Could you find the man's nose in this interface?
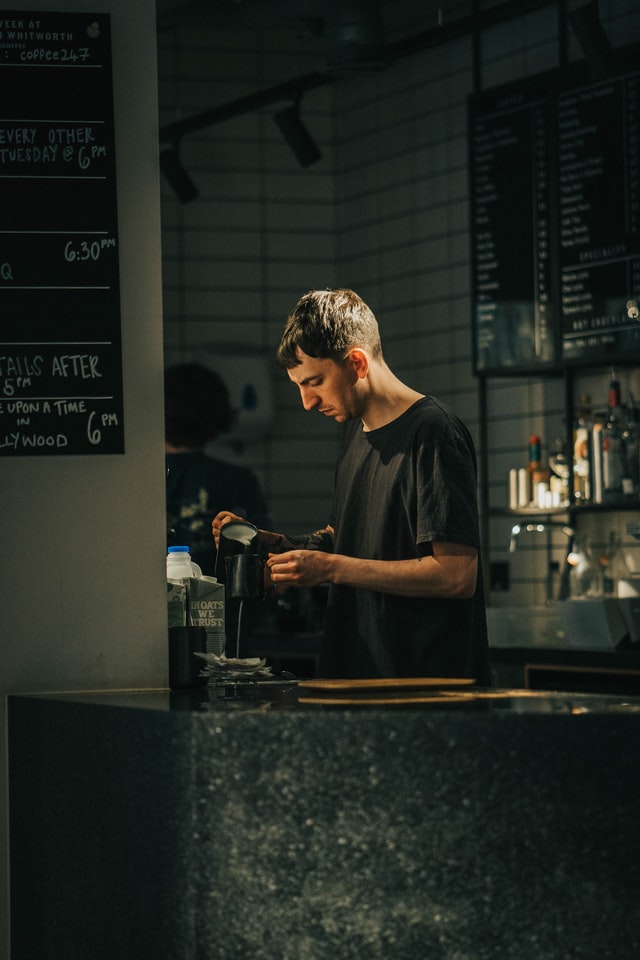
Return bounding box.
[300,387,320,411]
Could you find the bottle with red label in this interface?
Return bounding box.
[602,377,630,503]
[526,434,549,507]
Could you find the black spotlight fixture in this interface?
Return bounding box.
[159,144,199,203]
[568,2,615,80]
[273,96,322,168]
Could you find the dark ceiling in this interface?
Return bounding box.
[156,0,402,73]
[155,1,560,76]
[156,0,568,148]
[158,1,548,73]
[155,0,440,35]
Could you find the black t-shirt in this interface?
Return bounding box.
[322,397,491,684]
[166,450,270,577]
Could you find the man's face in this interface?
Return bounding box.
[286,348,364,423]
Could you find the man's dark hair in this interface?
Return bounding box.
[276,288,383,369]
[164,363,235,448]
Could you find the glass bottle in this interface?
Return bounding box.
[526,434,549,507]
[572,394,592,504]
[602,377,629,503]
[548,434,570,506]
[568,534,603,599]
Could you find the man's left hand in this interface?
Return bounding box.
[266,549,332,588]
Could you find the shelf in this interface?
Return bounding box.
[479,357,640,594]
[492,502,640,519]
[491,507,569,518]
[568,502,640,514]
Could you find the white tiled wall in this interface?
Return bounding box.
[157,0,640,610]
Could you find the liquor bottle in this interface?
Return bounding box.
[591,411,605,504]
[548,435,570,506]
[526,434,549,507]
[572,395,592,504]
[623,393,640,499]
[602,376,629,503]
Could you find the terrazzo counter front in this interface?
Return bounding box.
[8,685,640,960]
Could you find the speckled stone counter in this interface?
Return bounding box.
[8,686,640,960]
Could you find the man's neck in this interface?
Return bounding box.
[361,372,424,431]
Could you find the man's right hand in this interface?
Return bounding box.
[211,511,247,548]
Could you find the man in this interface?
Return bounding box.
[165,362,270,576]
[213,288,490,684]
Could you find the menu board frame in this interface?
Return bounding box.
[0,10,124,456]
[469,43,640,376]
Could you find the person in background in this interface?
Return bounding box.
[165,362,270,577]
[213,288,490,684]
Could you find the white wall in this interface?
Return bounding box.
[0,1,165,956]
[158,15,339,532]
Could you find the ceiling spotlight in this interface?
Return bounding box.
[273,98,322,168]
[325,0,387,74]
[568,3,615,80]
[159,145,199,203]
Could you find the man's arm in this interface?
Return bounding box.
[211,510,334,553]
[213,512,477,600]
[265,526,334,553]
[266,541,477,600]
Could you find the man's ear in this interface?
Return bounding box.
[346,348,369,379]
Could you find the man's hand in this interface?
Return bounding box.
[211,511,247,548]
[266,549,333,588]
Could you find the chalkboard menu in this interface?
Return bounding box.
[0,11,123,455]
[470,52,640,374]
[559,72,640,362]
[470,79,556,372]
